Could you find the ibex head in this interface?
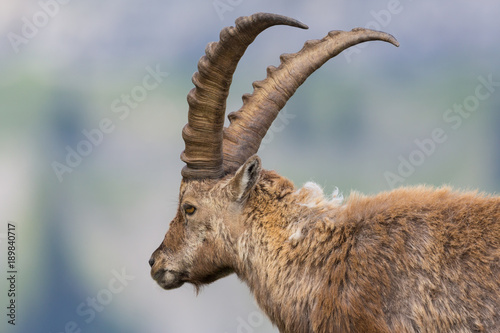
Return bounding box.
[149,13,398,291]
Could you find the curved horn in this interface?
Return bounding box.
[181,13,308,179]
[222,28,399,174]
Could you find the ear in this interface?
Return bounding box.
[226,155,262,202]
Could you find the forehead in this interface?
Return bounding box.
[179,178,226,201]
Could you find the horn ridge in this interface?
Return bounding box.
[222,28,399,174]
[181,13,308,179]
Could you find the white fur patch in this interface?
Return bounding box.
[288,219,308,242]
[296,182,344,208]
[288,182,344,243]
[304,181,324,196]
[288,227,303,240]
[330,187,344,206]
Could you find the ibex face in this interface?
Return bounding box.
[150,157,261,290]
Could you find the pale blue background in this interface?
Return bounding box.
[1,1,499,332]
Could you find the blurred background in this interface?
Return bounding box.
[1,1,499,332]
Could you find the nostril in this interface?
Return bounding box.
[149,257,155,267]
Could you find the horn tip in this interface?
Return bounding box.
[295,21,309,30]
[249,12,309,30]
[286,17,308,30]
[383,33,400,47]
[350,27,400,48]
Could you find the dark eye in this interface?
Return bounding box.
[184,204,196,216]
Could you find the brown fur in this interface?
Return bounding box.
[151,160,500,333]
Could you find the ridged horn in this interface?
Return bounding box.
[180,13,308,179]
[222,28,399,174]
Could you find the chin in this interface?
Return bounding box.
[152,269,186,290]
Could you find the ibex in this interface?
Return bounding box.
[149,13,500,333]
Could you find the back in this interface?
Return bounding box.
[322,186,500,332]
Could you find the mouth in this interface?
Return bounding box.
[151,268,186,290]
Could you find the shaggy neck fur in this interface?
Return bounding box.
[232,170,500,333]
[234,171,347,332]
